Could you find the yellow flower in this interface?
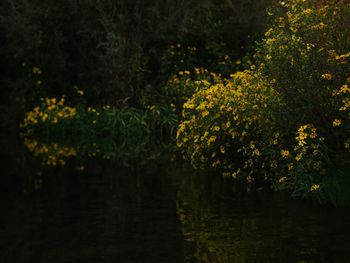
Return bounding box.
[295,153,302,161]
[345,141,350,149]
[281,150,290,158]
[321,73,332,80]
[333,119,342,127]
[279,177,287,183]
[32,67,42,75]
[253,149,260,156]
[208,136,217,144]
[288,163,294,171]
[246,175,253,183]
[310,184,320,191]
[230,168,240,179]
[77,89,84,96]
[220,146,225,154]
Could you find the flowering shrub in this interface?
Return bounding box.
[333,77,350,156]
[279,124,326,198]
[256,0,350,195]
[256,0,350,136]
[163,68,226,113]
[175,0,350,200]
[176,70,282,181]
[21,97,77,135]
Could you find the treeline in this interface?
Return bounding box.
[0,0,277,130]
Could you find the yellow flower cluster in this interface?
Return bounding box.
[333,78,350,152]
[253,0,349,194]
[321,73,332,81]
[74,85,84,96]
[281,150,290,158]
[177,70,281,178]
[218,54,233,65]
[21,97,77,133]
[310,184,320,192]
[175,69,329,193]
[32,67,42,75]
[333,119,342,127]
[164,67,226,111]
[172,0,350,199]
[31,66,43,87]
[293,124,323,173]
[161,43,197,68]
[167,44,197,55]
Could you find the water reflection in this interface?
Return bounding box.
[174,169,350,263]
[0,140,184,263]
[24,137,78,167]
[1,137,350,263]
[22,135,175,170]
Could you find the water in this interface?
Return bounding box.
[1,137,350,263]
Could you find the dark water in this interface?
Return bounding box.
[1,138,350,263]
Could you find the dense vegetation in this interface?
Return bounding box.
[0,0,275,128]
[175,0,350,201]
[1,0,349,204]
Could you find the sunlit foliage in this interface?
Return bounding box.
[175,0,350,200]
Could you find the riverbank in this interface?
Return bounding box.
[3,0,350,205]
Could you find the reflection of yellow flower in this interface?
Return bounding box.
[23,138,77,167]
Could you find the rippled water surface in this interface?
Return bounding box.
[1,138,350,263]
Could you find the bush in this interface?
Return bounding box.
[176,70,282,182]
[20,97,151,141]
[256,0,350,142]
[255,0,350,197]
[176,0,350,201]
